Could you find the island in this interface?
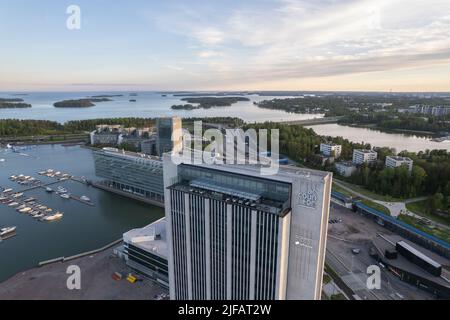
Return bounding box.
[171,104,199,110]
[171,97,250,110]
[89,94,123,98]
[0,102,32,109]
[0,98,25,102]
[0,98,31,109]
[53,98,112,108]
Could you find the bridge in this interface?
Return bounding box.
[278,116,344,126]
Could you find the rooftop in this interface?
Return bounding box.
[335,161,356,168]
[387,156,413,162]
[123,218,167,258]
[98,147,161,162]
[354,149,377,154]
[372,235,450,287]
[169,180,290,216]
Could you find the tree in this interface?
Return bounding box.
[428,193,444,214]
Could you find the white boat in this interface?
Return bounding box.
[12,193,23,198]
[60,193,70,199]
[0,226,16,237]
[45,208,53,212]
[0,159,5,162]
[80,196,91,202]
[43,212,63,222]
[3,188,13,193]
[19,207,32,213]
[34,214,44,219]
[8,202,19,207]
[46,187,53,193]
[9,175,17,180]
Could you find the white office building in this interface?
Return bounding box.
[352,149,378,165]
[163,154,332,300]
[385,156,413,172]
[122,218,169,288]
[320,143,342,158]
[335,161,357,177]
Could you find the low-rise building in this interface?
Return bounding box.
[123,218,169,288]
[385,156,413,172]
[353,149,378,165]
[90,125,123,146]
[335,161,357,177]
[320,142,342,158]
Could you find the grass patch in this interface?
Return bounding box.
[332,184,354,198]
[398,214,450,243]
[406,201,450,228]
[330,293,347,300]
[335,179,402,202]
[323,274,332,285]
[361,199,391,216]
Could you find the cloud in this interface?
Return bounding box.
[154,0,450,85]
[165,65,185,71]
[197,50,223,58]
[193,28,224,45]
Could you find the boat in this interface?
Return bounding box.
[57,186,68,193]
[8,202,19,207]
[19,207,32,213]
[38,171,46,175]
[3,188,13,193]
[34,214,44,219]
[12,193,23,198]
[24,197,36,203]
[60,193,70,199]
[46,187,53,193]
[0,159,5,162]
[43,212,63,222]
[80,196,91,202]
[9,175,17,181]
[45,208,53,212]
[0,226,16,237]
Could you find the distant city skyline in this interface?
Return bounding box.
[1,0,450,92]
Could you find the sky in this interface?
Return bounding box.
[1,0,450,92]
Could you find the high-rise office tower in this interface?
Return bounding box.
[156,117,182,156]
[163,154,332,300]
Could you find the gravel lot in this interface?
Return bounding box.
[0,247,168,300]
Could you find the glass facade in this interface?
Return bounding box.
[93,149,164,201]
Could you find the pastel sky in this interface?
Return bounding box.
[1,0,450,91]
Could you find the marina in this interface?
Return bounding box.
[0,144,164,283]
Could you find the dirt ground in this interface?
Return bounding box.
[0,247,168,300]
